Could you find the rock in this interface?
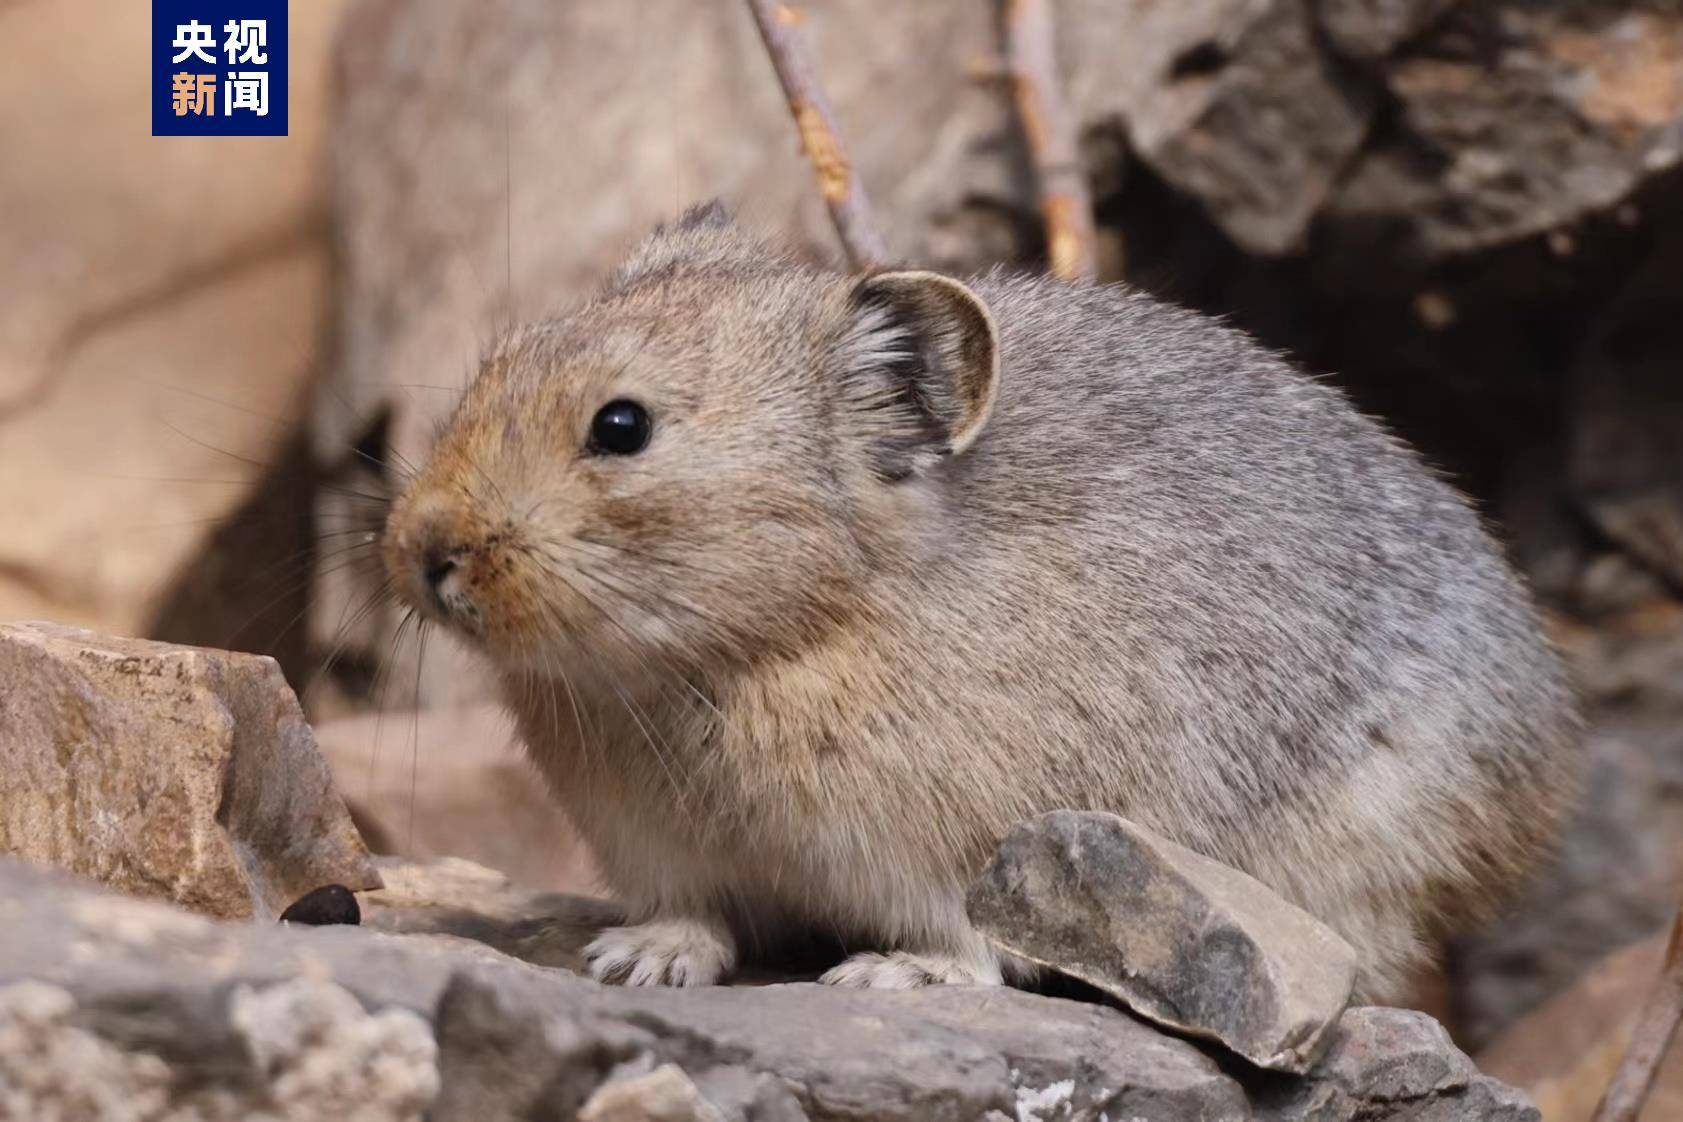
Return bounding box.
[229,978,440,1120]
[147,426,321,690]
[1479,929,1683,1122]
[0,857,1532,1121]
[1448,605,1683,1045]
[577,1065,734,1122]
[1066,0,1683,258]
[0,622,380,919]
[967,810,1356,1073]
[1329,5,1683,257]
[312,705,599,894]
[1568,226,1683,590]
[0,974,438,1122]
[1313,0,1460,58]
[358,856,622,975]
[1308,1006,1472,1100]
[1269,1007,1538,1121]
[0,0,353,643]
[434,969,1250,1122]
[1062,0,1377,255]
[0,981,173,1121]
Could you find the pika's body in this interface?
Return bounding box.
[387,210,1577,997]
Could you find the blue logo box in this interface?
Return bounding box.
[152,0,289,136]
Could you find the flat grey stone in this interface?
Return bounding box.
[0,858,1534,1121]
[968,810,1357,1072]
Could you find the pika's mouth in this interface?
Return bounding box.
[383,497,492,637]
[416,548,482,632]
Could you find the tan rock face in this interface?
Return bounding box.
[1479,929,1683,1122]
[0,0,352,638]
[0,622,379,919]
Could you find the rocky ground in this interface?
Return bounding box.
[0,857,1537,1122]
[0,623,1539,1121]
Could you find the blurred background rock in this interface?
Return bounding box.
[2,1,1679,1109]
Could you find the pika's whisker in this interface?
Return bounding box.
[409,619,430,850]
[518,545,710,823]
[368,606,420,808]
[536,538,739,636]
[216,542,387,654]
[605,675,696,826]
[571,533,745,584]
[302,576,396,711]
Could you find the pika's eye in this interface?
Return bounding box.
[587,399,652,456]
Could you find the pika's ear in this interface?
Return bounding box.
[612,200,756,288]
[838,270,1001,479]
[671,199,733,230]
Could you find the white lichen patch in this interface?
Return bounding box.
[1013,1076,1075,1122]
[0,980,173,1122]
[230,979,440,1122]
[0,976,442,1122]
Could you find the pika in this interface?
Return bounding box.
[384,205,1578,998]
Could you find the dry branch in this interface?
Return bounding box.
[745,0,886,270]
[1593,901,1683,1122]
[1002,0,1099,283]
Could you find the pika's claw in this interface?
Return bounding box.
[584,918,736,987]
[819,950,1001,990]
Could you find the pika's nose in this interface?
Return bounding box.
[423,549,459,596]
[427,548,461,592]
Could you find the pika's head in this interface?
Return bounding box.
[384,206,999,683]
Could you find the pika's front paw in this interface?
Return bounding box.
[819,950,1002,990]
[585,918,736,987]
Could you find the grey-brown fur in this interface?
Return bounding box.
[384,210,1579,998]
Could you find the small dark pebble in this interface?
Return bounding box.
[279,884,361,927]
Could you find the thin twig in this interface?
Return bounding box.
[744,0,886,270]
[1593,901,1683,1122]
[1001,0,1099,283]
